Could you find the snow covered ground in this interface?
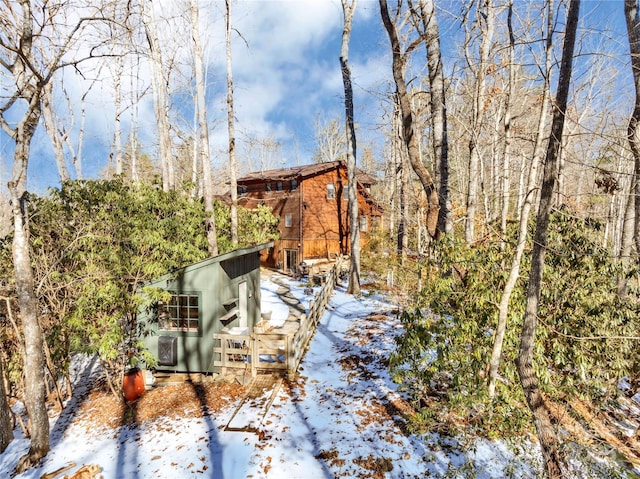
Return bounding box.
[0,274,542,478]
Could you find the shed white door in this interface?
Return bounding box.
[239,281,248,328]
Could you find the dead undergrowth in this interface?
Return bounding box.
[71,380,246,433]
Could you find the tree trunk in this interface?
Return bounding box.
[10,107,51,474]
[617,175,635,297]
[625,0,640,269]
[0,353,13,454]
[113,56,124,176]
[419,0,452,236]
[464,0,495,244]
[226,0,239,246]
[141,0,174,192]
[341,0,361,295]
[517,2,579,478]
[379,0,440,239]
[42,82,70,182]
[499,1,516,247]
[190,0,218,256]
[488,0,554,399]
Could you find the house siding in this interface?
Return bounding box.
[238,162,382,269]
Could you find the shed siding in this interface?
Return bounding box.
[138,246,267,374]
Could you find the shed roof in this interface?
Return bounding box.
[146,242,274,285]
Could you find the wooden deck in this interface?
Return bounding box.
[213,256,344,380]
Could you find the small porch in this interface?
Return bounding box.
[213,256,343,380]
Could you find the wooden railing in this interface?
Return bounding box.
[213,255,344,379]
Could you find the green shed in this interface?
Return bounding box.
[138,242,274,373]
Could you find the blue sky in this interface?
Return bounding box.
[0,0,634,194]
[1,0,390,193]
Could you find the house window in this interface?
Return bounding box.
[266,182,272,193]
[359,215,368,232]
[291,179,298,191]
[276,181,283,191]
[284,214,292,227]
[159,293,199,332]
[237,185,247,196]
[327,183,335,200]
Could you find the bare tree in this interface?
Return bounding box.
[226,0,238,246]
[189,0,218,256]
[340,0,361,295]
[141,0,175,191]
[0,1,115,471]
[488,0,554,399]
[463,0,496,244]
[0,353,12,454]
[190,0,218,256]
[418,0,452,236]
[313,117,346,163]
[517,1,580,477]
[379,0,440,238]
[625,0,640,274]
[498,0,516,245]
[42,82,70,182]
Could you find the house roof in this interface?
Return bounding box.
[237,160,376,185]
[237,161,342,182]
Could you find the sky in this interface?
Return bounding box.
[0,0,633,194]
[0,273,560,479]
[1,0,392,194]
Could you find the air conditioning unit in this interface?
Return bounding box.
[158,336,177,366]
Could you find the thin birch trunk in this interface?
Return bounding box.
[420,0,451,236]
[113,56,124,176]
[226,0,238,245]
[341,0,361,295]
[499,3,516,246]
[42,82,69,182]
[517,2,580,477]
[465,0,495,244]
[191,0,218,255]
[488,0,554,399]
[141,0,174,192]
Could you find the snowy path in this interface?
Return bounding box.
[1,277,539,479]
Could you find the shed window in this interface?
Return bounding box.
[291,179,298,191]
[285,213,292,227]
[327,183,335,200]
[159,293,199,332]
[276,181,283,191]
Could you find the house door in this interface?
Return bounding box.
[284,249,298,273]
[238,281,247,328]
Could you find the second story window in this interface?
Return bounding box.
[237,185,247,196]
[266,182,272,193]
[359,215,368,232]
[327,183,335,200]
[276,181,283,192]
[291,179,298,191]
[285,213,292,227]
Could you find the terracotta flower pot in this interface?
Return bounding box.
[123,368,145,402]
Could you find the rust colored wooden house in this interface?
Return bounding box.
[237,161,383,271]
